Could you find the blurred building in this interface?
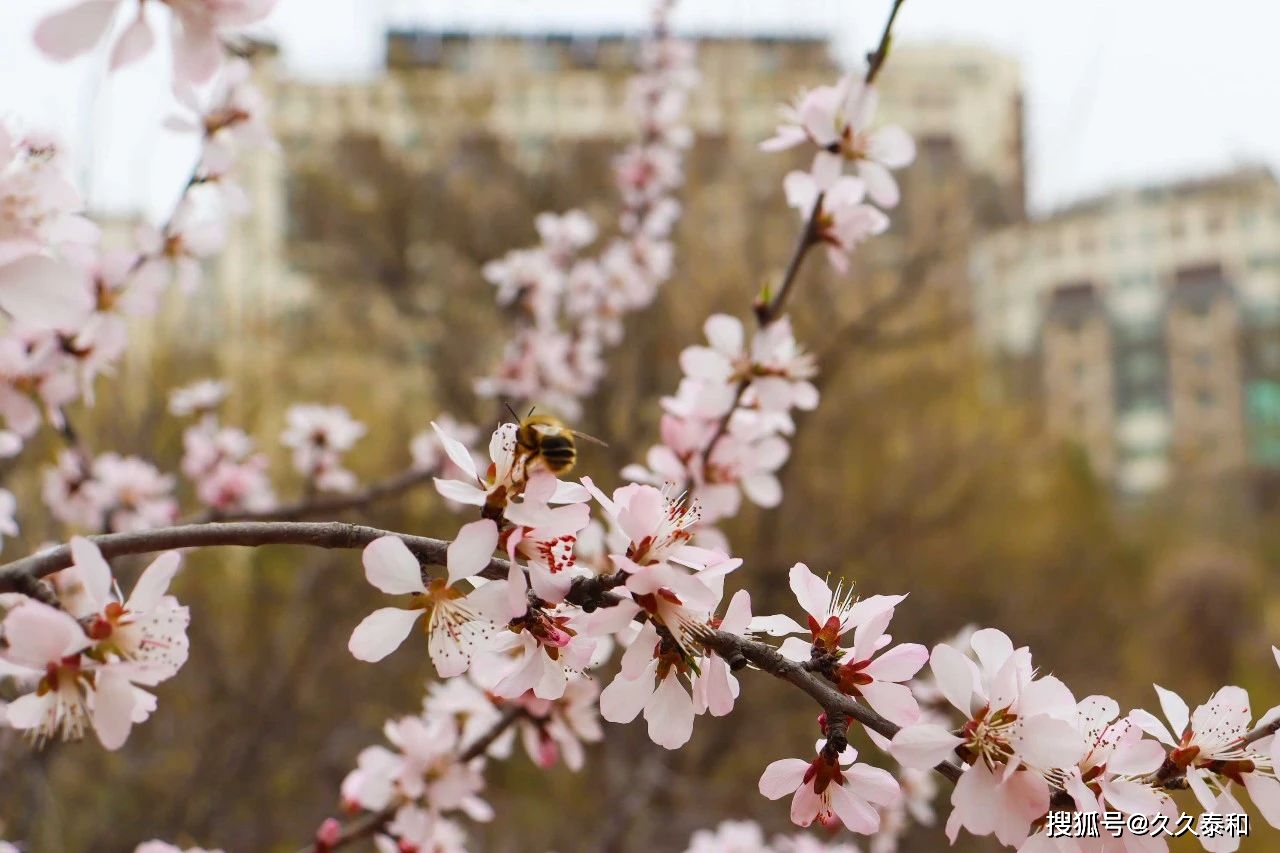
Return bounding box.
[266,33,1022,201]
[970,168,1280,493]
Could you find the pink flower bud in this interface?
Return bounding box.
[314,817,341,850]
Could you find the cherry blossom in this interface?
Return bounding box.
[1,599,158,749]
[762,75,916,208]
[1,599,93,744]
[1131,684,1280,843]
[581,479,734,600]
[599,621,697,749]
[890,628,1088,847]
[171,58,275,186]
[753,562,906,658]
[504,676,604,770]
[759,741,901,833]
[347,535,507,674]
[683,820,770,853]
[55,537,189,681]
[134,842,224,853]
[784,170,889,274]
[168,379,229,417]
[133,200,227,295]
[280,403,366,493]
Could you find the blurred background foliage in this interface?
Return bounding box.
[2,51,1279,853]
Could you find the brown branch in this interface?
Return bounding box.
[184,467,436,523]
[0,522,457,591]
[0,520,627,613]
[699,628,963,784]
[865,0,907,85]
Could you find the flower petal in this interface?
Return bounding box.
[758,757,809,799]
[0,256,92,328]
[645,671,694,749]
[92,667,137,750]
[787,562,830,622]
[446,519,498,586]
[126,551,181,613]
[34,0,120,61]
[362,536,426,595]
[348,607,422,662]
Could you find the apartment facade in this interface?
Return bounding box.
[970,168,1280,492]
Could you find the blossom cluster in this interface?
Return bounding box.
[333,672,603,852]
[0,539,188,750]
[43,449,178,533]
[763,73,915,272]
[172,379,277,514]
[279,403,367,494]
[474,2,697,418]
[622,313,818,538]
[885,631,1280,851]
[0,8,276,472]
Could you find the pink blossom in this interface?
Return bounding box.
[1131,684,1280,837]
[133,197,226,297]
[599,621,697,749]
[683,820,770,853]
[171,58,275,181]
[889,629,1088,847]
[762,75,915,207]
[134,843,224,853]
[1,600,92,744]
[759,742,901,833]
[168,378,229,417]
[280,403,365,493]
[55,537,189,681]
[91,453,179,532]
[784,170,889,273]
[501,491,591,608]
[1,599,154,749]
[753,563,906,656]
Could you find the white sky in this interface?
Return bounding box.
[1,0,1278,219]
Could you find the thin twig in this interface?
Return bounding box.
[699,629,963,784]
[865,0,907,85]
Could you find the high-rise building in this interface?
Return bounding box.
[970,168,1280,493]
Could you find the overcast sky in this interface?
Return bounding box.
[2,0,1278,220]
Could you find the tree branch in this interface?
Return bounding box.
[865,0,907,85]
[699,628,963,784]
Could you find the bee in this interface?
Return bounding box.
[511,408,607,476]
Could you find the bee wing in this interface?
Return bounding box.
[570,430,609,448]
